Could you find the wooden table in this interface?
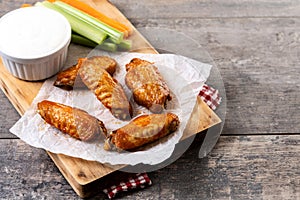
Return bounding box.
[1,0,299,199]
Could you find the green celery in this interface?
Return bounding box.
[117,39,132,51]
[97,41,118,52]
[107,37,132,51]
[36,1,107,44]
[71,33,117,52]
[71,33,97,48]
[54,1,124,44]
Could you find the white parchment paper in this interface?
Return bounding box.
[10,52,211,165]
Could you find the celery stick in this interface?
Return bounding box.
[71,33,117,52]
[71,33,97,48]
[97,42,118,52]
[36,1,107,44]
[117,39,132,51]
[54,1,124,44]
[107,37,132,51]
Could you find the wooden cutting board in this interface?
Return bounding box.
[0,0,221,198]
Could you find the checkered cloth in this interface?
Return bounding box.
[199,84,222,110]
[103,173,152,199]
[103,84,221,199]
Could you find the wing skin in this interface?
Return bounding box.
[54,56,117,90]
[87,56,117,75]
[125,58,172,113]
[37,100,107,141]
[53,58,86,90]
[104,112,180,151]
[79,60,133,120]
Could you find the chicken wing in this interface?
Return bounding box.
[79,60,133,120]
[125,58,172,113]
[104,112,180,151]
[87,56,117,75]
[54,56,117,90]
[53,58,85,90]
[37,100,107,141]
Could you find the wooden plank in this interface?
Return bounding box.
[0,139,90,199]
[0,59,43,115]
[150,135,300,200]
[1,135,299,199]
[177,18,300,135]
[0,90,19,138]
[2,0,300,18]
[129,17,300,134]
[0,0,221,198]
[110,0,300,19]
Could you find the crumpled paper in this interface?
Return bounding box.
[10,52,211,165]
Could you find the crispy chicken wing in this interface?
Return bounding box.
[104,112,179,151]
[125,58,172,113]
[53,58,85,90]
[37,100,107,141]
[54,56,117,90]
[79,60,133,120]
[87,56,117,75]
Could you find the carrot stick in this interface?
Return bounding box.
[53,0,131,37]
[21,4,32,8]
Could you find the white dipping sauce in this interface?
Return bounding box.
[0,7,71,59]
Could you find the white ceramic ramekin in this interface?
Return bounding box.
[0,7,71,81]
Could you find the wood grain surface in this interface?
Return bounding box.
[0,0,299,199]
[0,135,299,199]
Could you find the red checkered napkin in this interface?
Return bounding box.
[199,84,222,110]
[102,84,221,199]
[103,173,152,199]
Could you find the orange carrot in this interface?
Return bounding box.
[21,3,32,8]
[52,0,131,37]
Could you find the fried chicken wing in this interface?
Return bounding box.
[37,100,107,141]
[125,58,172,113]
[53,58,86,90]
[54,56,117,90]
[79,60,133,120]
[104,112,179,151]
[87,56,117,75]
